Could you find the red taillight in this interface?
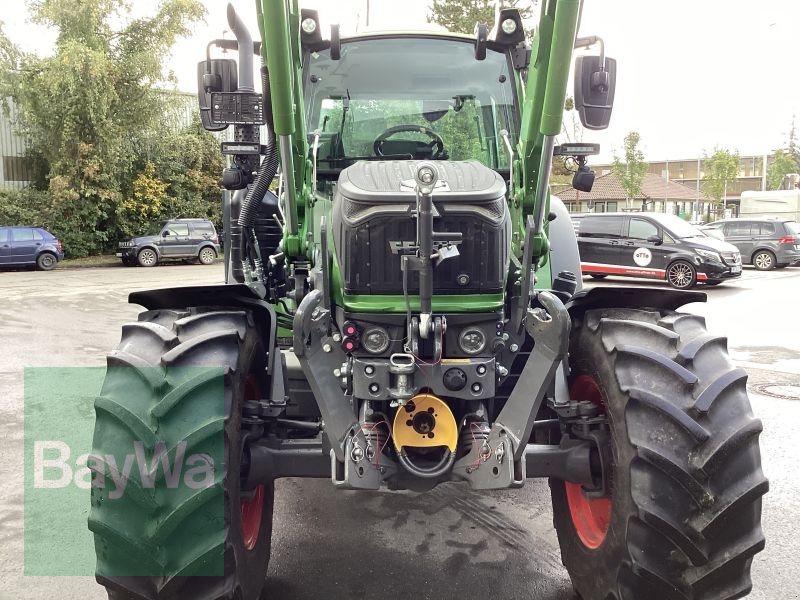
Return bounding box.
[57,240,62,251]
[212,236,219,244]
[778,236,797,244]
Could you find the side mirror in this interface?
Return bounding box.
[197,58,238,132]
[574,55,617,130]
[646,234,662,245]
[162,230,170,237]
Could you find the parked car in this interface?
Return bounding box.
[572,212,742,289]
[117,218,221,267]
[0,226,64,271]
[703,218,800,270]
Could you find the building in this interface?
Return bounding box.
[592,154,774,218]
[1,91,199,191]
[555,171,708,217]
[0,100,31,190]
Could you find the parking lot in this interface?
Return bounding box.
[1,263,798,599]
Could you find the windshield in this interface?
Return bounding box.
[304,37,517,172]
[657,214,705,239]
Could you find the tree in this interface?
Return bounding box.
[703,148,740,216]
[612,131,647,209]
[767,150,798,190]
[1,0,205,256]
[428,0,533,35]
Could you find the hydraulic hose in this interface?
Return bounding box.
[238,65,278,230]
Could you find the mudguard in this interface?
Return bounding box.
[566,286,706,318]
[548,195,583,291]
[129,284,277,373]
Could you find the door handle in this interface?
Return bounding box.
[624,241,635,246]
[608,240,620,245]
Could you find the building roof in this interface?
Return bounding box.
[555,171,707,203]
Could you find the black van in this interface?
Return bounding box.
[572,212,742,289]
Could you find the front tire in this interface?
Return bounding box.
[137,248,158,267]
[666,260,697,289]
[91,309,274,600]
[552,307,767,599]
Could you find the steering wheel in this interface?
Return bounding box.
[373,124,446,159]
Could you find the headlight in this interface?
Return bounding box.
[458,328,487,355]
[695,248,721,262]
[501,18,518,35]
[301,17,317,34]
[362,326,390,355]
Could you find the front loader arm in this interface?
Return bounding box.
[258,0,311,258]
[516,0,582,261]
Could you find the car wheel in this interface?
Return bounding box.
[666,260,697,289]
[589,274,608,280]
[199,246,217,265]
[36,252,57,271]
[753,250,776,271]
[137,248,158,267]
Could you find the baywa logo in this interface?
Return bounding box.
[34,440,216,499]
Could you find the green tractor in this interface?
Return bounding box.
[89,1,767,598]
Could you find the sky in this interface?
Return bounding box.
[4,0,800,163]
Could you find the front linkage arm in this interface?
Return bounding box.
[453,291,571,489]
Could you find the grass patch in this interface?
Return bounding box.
[61,254,121,269]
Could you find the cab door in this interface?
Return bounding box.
[620,216,669,277]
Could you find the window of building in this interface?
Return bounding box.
[2,156,34,182]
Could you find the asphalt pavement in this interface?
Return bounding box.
[0,263,798,599]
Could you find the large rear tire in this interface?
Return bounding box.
[91,309,274,600]
[552,307,767,599]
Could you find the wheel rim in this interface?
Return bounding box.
[565,374,612,550]
[667,262,693,288]
[40,254,54,268]
[139,250,156,266]
[755,253,772,269]
[201,248,215,263]
[240,374,263,551]
[240,484,264,551]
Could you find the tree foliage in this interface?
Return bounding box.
[428,0,533,35]
[0,0,211,257]
[702,148,740,207]
[767,150,798,190]
[612,131,647,206]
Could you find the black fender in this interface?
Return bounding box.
[129,284,277,372]
[565,286,706,319]
[548,195,583,292]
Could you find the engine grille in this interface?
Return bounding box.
[721,251,741,266]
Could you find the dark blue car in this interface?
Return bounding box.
[0,226,64,270]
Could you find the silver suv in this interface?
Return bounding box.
[117,218,221,267]
[705,218,800,270]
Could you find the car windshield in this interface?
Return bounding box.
[304,37,517,172]
[656,214,706,239]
